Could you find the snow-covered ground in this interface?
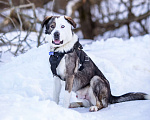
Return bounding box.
[0,34,150,120]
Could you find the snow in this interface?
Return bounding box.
[0,33,150,120]
[0,31,45,61]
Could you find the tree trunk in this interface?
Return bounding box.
[53,0,69,14]
[78,0,94,39]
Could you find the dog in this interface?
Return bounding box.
[42,16,150,112]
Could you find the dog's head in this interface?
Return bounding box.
[42,16,76,47]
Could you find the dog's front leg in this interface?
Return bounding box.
[63,75,74,108]
[53,76,62,104]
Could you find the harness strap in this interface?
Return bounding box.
[49,40,88,79]
[49,52,64,78]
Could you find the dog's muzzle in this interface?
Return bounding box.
[54,31,60,40]
[52,32,63,45]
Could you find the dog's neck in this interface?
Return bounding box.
[50,34,78,53]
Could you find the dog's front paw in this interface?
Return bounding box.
[63,91,72,108]
[89,106,98,112]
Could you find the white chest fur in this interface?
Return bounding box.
[56,55,66,79]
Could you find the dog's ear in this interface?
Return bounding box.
[64,16,76,28]
[42,16,53,28]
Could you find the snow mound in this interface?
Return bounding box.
[0,34,150,120]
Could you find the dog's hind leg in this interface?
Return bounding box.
[69,99,91,108]
[69,86,91,108]
[89,76,109,112]
[69,102,83,108]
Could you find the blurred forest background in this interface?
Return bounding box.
[0,0,150,58]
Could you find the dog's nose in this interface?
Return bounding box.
[54,32,60,40]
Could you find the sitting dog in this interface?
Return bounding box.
[42,16,150,112]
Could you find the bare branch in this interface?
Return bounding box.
[95,10,150,34]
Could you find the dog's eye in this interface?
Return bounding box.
[50,25,55,29]
[61,25,65,28]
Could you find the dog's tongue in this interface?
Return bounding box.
[54,40,61,44]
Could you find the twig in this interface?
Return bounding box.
[16,9,23,31]
[37,4,48,47]
[0,1,9,5]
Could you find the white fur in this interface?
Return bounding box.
[89,106,98,112]
[53,76,62,104]
[63,91,72,108]
[76,86,89,99]
[81,99,91,107]
[144,94,150,100]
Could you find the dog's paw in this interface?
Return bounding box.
[69,102,81,108]
[89,106,98,112]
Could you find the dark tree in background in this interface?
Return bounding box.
[53,0,150,39]
[78,0,95,39]
[1,0,150,39]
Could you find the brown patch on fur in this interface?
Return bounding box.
[65,75,74,93]
[64,16,76,28]
[69,102,83,108]
[42,16,53,28]
[42,16,60,28]
[65,52,78,92]
[96,98,103,110]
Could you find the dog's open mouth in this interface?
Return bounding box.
[52,40,63,45]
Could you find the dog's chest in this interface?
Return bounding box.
[56,56,66,79]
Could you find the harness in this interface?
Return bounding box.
[49,40,89,79]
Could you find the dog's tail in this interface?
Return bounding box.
[110,92,150,104]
